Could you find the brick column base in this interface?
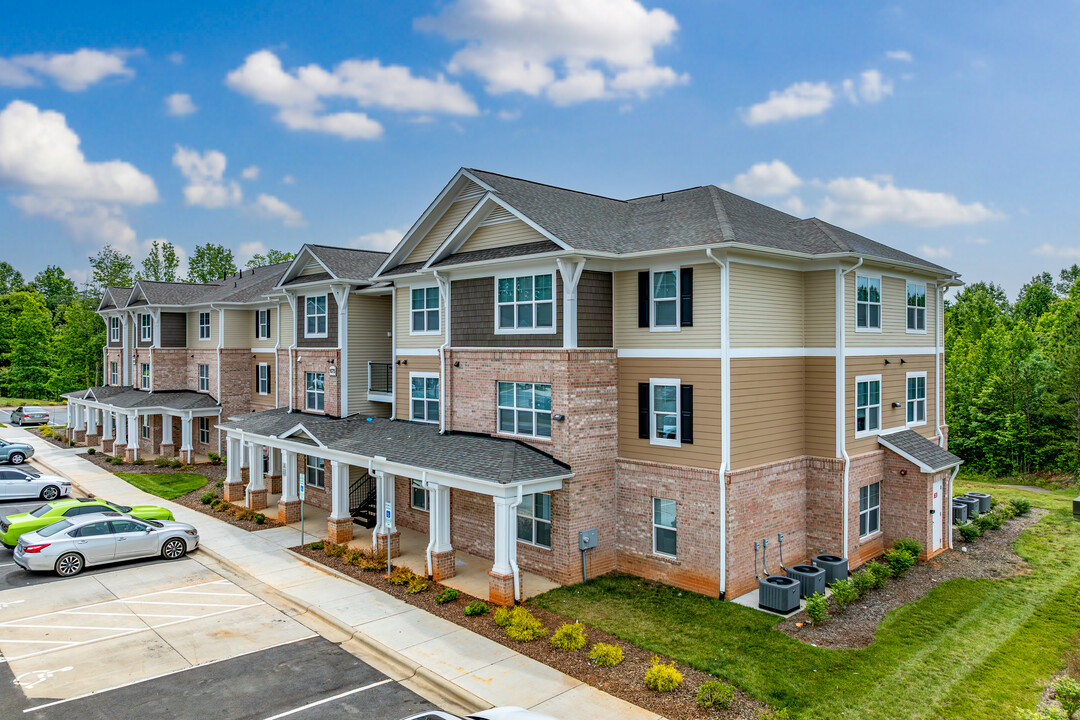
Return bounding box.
[101,439,115,454]
[111,443,125,458]
[85,433,101,449]
[124,446,137,462]
[431,549,456,581]
[73,430,86,443]
[327,517,354,544]
[158,443,176,458]
[224,482,246,503]
[278,499,301,524]
[267,475,282,494]
[376,530,401,559]
[488,570,524,606]
[246,488,267,511]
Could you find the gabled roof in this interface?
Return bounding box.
[98,286,132,311]
[277,244,388,288]
[113,262,293,310]
[878,430,963,473]
[64,387,221,411]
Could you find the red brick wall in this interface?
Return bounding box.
[847,450,886,568]
[806,457,845,556]
[292,349,341,417]
[296,453,332,512]
[104,349,124,385]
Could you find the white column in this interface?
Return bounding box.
[161,414,173,445]
[87,407,98,435]
[126,413,140,460]
[431,483,452,553]
[102,411,114,441]
[556,258,585,350]
[492,496,517,577]
[70,403,80,432]
[281,449,298,503]
[225,435,242,484]
[267,447,280,476]
[115,411,127,446]
[330,460,349,520]
[247,442,265,494]
[180,414,193,462]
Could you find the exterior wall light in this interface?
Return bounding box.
[552,414,565,421]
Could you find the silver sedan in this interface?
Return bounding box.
[10,406,50,426]
[13,512,199,577]
[0,467,71,501]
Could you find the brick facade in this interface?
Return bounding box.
[292,349,342,417]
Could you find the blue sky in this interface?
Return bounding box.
[1,1,1078,296]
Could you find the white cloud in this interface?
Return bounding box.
[886,50,913,62]
[967,236,989,245]
[12,195,137,251]
[165,92,197,116]
[741,81,834,125]
[781,196,805,215]
[253,193,304,227]
[172,146,242,209]
[1033,244,1080,259]
[727,160,802,197]
[238,241,268,264]
[282,174,296,185]
[819,175,1004,227]
[417,0,689,105]
[350,226,407,252]
[497,109,521,121]
[225,49,478,140]
[241,165,260,180]
[918,244,952,259]
[856,69,893,103]
[0,49,135,91]
[168,53,184,65]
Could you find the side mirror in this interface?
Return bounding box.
[145,526,154,532]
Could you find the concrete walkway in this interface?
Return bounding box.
[1,426,663,720]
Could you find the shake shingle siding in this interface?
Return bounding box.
[451,276,564,348]
[159,313,187,348]
[577,270,613,348]
[295,293,339,349]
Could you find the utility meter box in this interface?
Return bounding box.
[578,529,598,551]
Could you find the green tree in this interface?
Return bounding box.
[1039,283,1080,464]
[49,298,105,395]
[0,261,25,294]
[1056,264,1080,296]
[245,249,296,269]
[187,243,236,283]
[32,266,77,314]
[88,245,135,294]
[2,292,53,398]
[138,240,182,282]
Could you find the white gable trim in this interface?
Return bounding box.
[277,245,336,287]
[877,431,961,473]
[276,423,327,448]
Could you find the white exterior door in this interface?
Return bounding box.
[932,479,943,551]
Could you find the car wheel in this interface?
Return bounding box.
[40,486,60,501]
[9,453,25,465]
[55,553,84,577]
[15,418,21,426]
[161,538,187,560]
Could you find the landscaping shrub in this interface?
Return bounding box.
[643,657,683,693]
[407,577,429,594]
[696,679,736,710]
[39,426,52,438]
[308,541,323,550]
[359,551,389,572]
[324,542,347,559]
[893,537,922,557]
[389,566,419,586]
[805,592,828,625]
[864,560,892,590]
[132,458,145,465]
[87,447,95,455]
[884,548,917,577]
[988,510,1009,530]
[958,522,982,543]
[215,480,224,489]
[254,513,266,525]
[550,622,587,651]
[830,578,858,612]
[851,569,875,598]
[1016,709,1069,720]
[342,550,364,566]
[503,606,548,642]
[1053,676,1080,717]
[200,492,215,504]
[493,606,513,627]
[974,513,996,533]
[208,452,221,465]
[1010,497,1032,515]
[463,600,489,616]
[589,642,624,667]
[154,457,170,467]
[759,708,793,720]
[435,587,459,604]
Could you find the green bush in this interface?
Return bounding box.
[550,622,587,651]
[463,600,489,616]
[958,522,982,543]
[892,537,922,557]
[504,606,548,642]
[1053,676,1080,717]
[359,551,389,572]
[988,510,1008,530]
[132,458,145,466]
[153,456,170,467]
[589,642,624,667]
[86,447,95,455]
[435,587,459,604]
[493,606,513,627]
[805,592,829,624]
[865,560,892,590]
[696,679,736,709]
[974,513,996,533]
[343,550,364,566]
[208,452,221,465]
[643,657,683,692]
[324,542,347,559]
[759,708,794,720]
[254,513,266,525]
[215,480,224,489]
[308,541,323,550]
[389,566,418,585]
[830,577,858,612]
[407,577,429,594]
[851,569,875,598]
[200,492,215,504]
[884,548,917,577]
[1010,497,1032,515]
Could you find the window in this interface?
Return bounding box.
[198,311,211,340]
[257,363,270,395]
[141,414,150,439]
[859,482,881,537]
[110,519,147,534]
[110,362,118,385]
[141,363,150,389]
[305,456,325,488]
[855,376,881,437]
[109,317,120,342]
[140,313,153,342]
[907,372,927,426]
[856,275,881,330]
[497,382,551,438]
[496,273,554,332]
[256,309,271,339]
[651,379,679,447]
[198,417,210,444]
[305,295,327,337]
[907,283,926,332]
[411,287,440,333]
[410,374,439,423]
[410,479,428,511]
[653,497,677,557]
[305,372,325,411]
[517,493,551,548]
[651,269,678,329]
[198,364,209,392]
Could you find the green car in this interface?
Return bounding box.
[0,497,174,548]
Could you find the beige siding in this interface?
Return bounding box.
[251,355,276,408]
[298,262,325,277]
[221,310,251,349]
[617,358,722,468]
[395,356,440,421]
[730,263,804,348]
[456,219,547,254]
[347,294,393,417]
[250,308,275,349]
[186,309,217,349]
[395,284,445,349]
[404,198,481,265]
[846,354,938,456]
[846,269,938,348]
[804,270,836,348]
[730,358,805,469]
[279,302,295,347]
[804,356,836,458]
[613,264,721,349]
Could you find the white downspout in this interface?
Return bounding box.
[421,472,435,576]
[433,270,450,434]
[274,301,282,408]
[509,485,524,602]
[213,303,225,454]
[948,464,960,549]
[706,248,730,598]
[838,257,863,559]
[935,282,945,446]
[390,286,397,419]
[286,292,298,413]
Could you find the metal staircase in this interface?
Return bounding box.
[349,473,378,528]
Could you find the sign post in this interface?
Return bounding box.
[299,477,306,546]
[384,501,392,577]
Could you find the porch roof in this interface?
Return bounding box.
[219,408,571,486]
[65,387,221,412]
[878,430,962,473]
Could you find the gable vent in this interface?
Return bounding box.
[456,180,486,201]
[478,206,515,226]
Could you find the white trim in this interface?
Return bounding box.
[408,283,442,336]
[409,478,429,512]
[648,377,681,448]
[257,362,270,396]
[277,245,336,287]
[651,496,677,558]
[496,381,553,440]
[396,348,439,357]
[515,491,552,549]
[197,311,211,340]
[854,273,882,332]
[730,347,835,358]
[905,370,928,427]
[617,346,935,359]
[302,294,329,339]
[617,348,722,359]
[905,281,928,334]
[408,371,440,424]
[845,346,936,356]
[304,371,326,412]
[878,431,962,473]
[854,373,882,439]
[250,347,276,354]
[493,271,558,335]
[648,266,681,332]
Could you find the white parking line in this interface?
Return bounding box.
[260,679,394,720]
[117,600,254,608]
[65,611,195,619]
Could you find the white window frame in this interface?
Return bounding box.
[304,295,328,338]
[198,364,209,392]
[256,309,271,339]
[305,456,325,489]
[652,497,677,558]
[141,414,150,440]
[855,274,882,332]
[409,372,439,424]
[410,479,428,511]
[409,285,441,335]
[497,382,552,439]
[854,374,882,438]
[906,371,927,427]
[305,372,325,412]
[649,378,681,448]
[109,317,120,343]
[141,363,150,390]
[140,313,153,342]
[859,482,881,538]
[494,272,557,335]
[906,282,927,334]
[110,362,118,385]
[257,363,270,395]
[649,267,680,332]
[198,311,211,340]
[198,417,210,444]
[516,492,551,549]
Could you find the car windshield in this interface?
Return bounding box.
[105,502,132,513]
[30,505,52,518]
[38,520,73,537]
[144,519,163,528]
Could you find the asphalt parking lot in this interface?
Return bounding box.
[0,407,67,428]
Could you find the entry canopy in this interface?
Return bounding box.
[878,429,962,474]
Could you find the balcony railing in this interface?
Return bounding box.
[368,362,392,395]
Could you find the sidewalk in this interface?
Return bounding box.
[1,426,664,720]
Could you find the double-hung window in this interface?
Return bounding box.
[305,456,325,488]
[198,364,209,392]
[856,275,881,330]
[410,479,428,511]
[855,376,881,437]
[305,295,327,337]
[859,482,881,537]
[653,498,677,557]
[410,374,439,423]
[496,273,554,332]
[198,311,211,340]
[651,269,679,329]
[907,372,927,426]
[256,309,271,339]
[411,287,440,333]
[257,363,270,395]
[141,414,150,440]
[517,493,551,548]
[497,382,551,438]
[109,317,120,342]
[305,372,325,411]
[141,363,150,390]
[109,362,118,385]
[650,379,680,446]
[906,283,926,332]
[198,417,210,444]
[140,314,153,342]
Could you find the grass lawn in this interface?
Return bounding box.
[115,472,208,500]
[0,398,61,406]
[533,482,1080,719]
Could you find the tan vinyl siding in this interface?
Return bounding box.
[730,358,805,469]
[730,263,804,348]
[804,270,836,348]
[846,354,937,456]
[804,356,836,458]
[395,356,440,421]
[279,302,295,347]
[222,310,251,349]
[617,358,722,468]
[186,309,217,349]
[395,284,445,349]
[846,269,938,348]
[613,264,721,349]
[347,294,393,417]
[456,219,547,254]
[251,356,275,407]
[298,262,326,277]
[250,308,276,349]
[404,198,481,265]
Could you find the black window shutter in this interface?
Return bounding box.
[638,272,650,328]
[680,267,693,327]
[254,364,259,390]
[265,364,272,393]
[680,385,694,444]
[638,383,650,439]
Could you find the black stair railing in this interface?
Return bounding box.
[349,473,378,528]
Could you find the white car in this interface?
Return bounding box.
[0,467,70,501]
[402,710,560,720]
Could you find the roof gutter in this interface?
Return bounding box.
[434,269,451,434]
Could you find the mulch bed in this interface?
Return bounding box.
[26,427,73,450]
[777,509,1047,649]
[291,544,767,720]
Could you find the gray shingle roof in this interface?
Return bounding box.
[99,286,132,310]
[284,272,334,286]
[306,245,388,281]
[65,387,220,411]
[380,261,427,277]
[878,430,962,472]
[123,261,293,308]
[430,240,562,268]
[218,408,571,485]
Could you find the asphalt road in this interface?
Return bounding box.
[0,406,68,428]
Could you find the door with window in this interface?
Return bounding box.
[71,521,116,563]
[111,519,156,559]
[932,479,943,551]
